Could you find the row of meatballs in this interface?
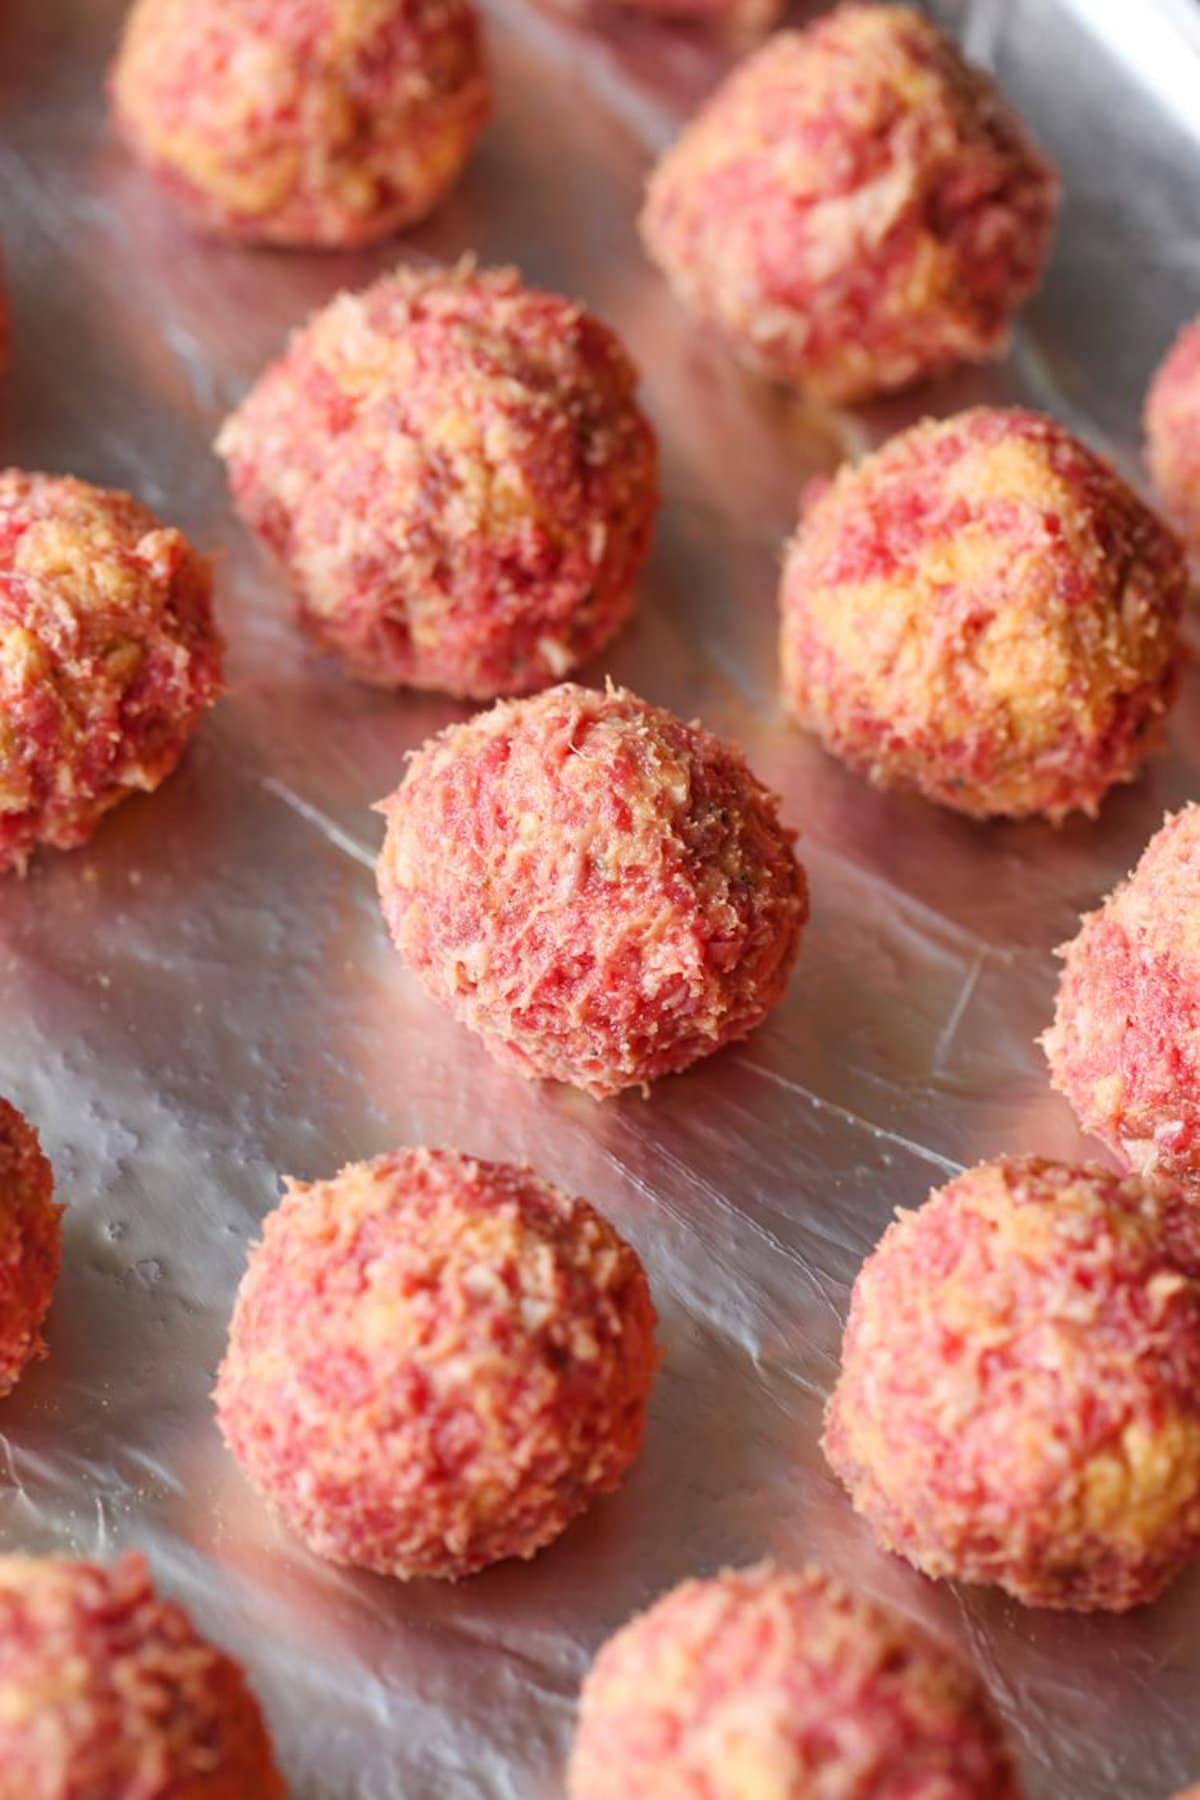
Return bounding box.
[99,0,1059,404]
[1,361,1197,877]
[81,0,1200,503]
[6,1125,1200,1789]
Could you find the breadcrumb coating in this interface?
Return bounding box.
[568,1563,1022,1799]
[0,1554,283,1798]
[1046,804,1200,1188]
[376,682,807,1097]
[111,0,488,247]
[216,1148,658,1579]
[640,4,1058,404]
[780,408,1185,820]
[218,265,658,697]
[0,1099,60,1399]
[0,471,222,873]
[824,1156,1200,1611]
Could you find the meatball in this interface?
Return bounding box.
[779,408,1185,821]
[1146,319,1200,551]
[110,0,488,248]
[1045,804,1200,1186]
[0,1553,283,1796]
[217,265,658,698]
[824,1156,1200,1612]
[639,4,1058,405]
[0,1099,60,1398]
[0,471,222,873]
[568,1563,1022,1799]
[215,1148,658,1580]
[376,682,807,1097]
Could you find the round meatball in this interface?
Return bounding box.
[0,1554,283,1795]
[779,408,1185,821]
[1045,804,1200,1186]
[217,265,658,698]
[215,1148,658,1580]
[0,471,223,873]
[110,0,488,248]
[0,1099,61,1399]
[640,4,1058,405]
[568,1563,1021,1799]
[1146,319,1200,551]
[824,1156,1200,1612]
[376,683,807,1097]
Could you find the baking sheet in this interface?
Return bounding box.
[2,1,1200,1794]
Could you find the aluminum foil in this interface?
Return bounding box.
[1,1,1199,1794]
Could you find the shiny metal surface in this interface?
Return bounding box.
[0,2,1198,1795]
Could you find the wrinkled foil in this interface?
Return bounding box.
[1,2,1199,1795]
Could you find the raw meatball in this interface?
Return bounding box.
[215,1148,658,1580]
[568,1563,1022,1799]
[0,1553,283,1796]
[0,1099,61,1398]
[780,408,1185,821]
[217,265,658,698]
[376,682,807,1097]
[1146,319,1200,550]
[640,4,1058,404]
[824,1156,1200,1612]
[110,0,488,248]
[1045,804,1200,1186]
[0,471,223,873]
